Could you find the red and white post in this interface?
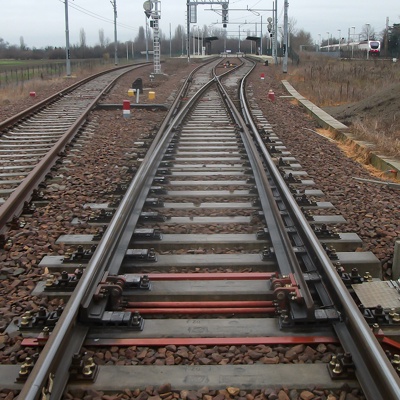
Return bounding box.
[123,100,131,118]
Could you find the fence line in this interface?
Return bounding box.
[0,59,111,88]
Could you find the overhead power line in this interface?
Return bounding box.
[58,0,138,31]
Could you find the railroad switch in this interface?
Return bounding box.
[81,304,145,330]
[88,209,114,223]
[271,274,302,307]
[18,306,64,330]
[82,274,146,329]
[133,228,162,240]
[63,245,97,264]
[101,272,151,291]
[140,211,166,222]
[126,248,157,262]
[69,353,99,382]
[144,198,164,208]
[44,269,83,291]
[328,353,356,380]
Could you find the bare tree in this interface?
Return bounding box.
[289,29,313,51]
[80,28,87,48]
[20,36,26,50]
[99,29,105,48]
[361,24,376,40]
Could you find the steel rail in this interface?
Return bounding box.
[213,61,316,317]
[240,59,400,400]
[82,59,221,304]
[0,65,146,234]
[15,64,154,400]
[17,59,222,400]
[0,63,149,129]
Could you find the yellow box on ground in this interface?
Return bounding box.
[148,91,155,100]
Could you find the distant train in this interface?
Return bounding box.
[320,40,381,56]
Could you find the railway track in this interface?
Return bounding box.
[0,57,399,400]
[0,64,148,234]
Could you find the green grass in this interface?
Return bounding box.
[0,59,64,68]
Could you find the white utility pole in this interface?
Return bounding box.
[111,0,118,65]
[170,23,172,57]
[273,0,278,64]
[145,14,149,61]
[282,0,288,73]
[64,0,71,76]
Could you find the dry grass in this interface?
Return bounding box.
[351,116,400,158]
[276,54,400,158]
[0,77,65,104]
[284,54,400,106]
[315,128,400,182]
[0,62,118,105]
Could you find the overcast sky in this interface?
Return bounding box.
[0,0,398,49]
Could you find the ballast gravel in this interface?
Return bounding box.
[0,58,395,400]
